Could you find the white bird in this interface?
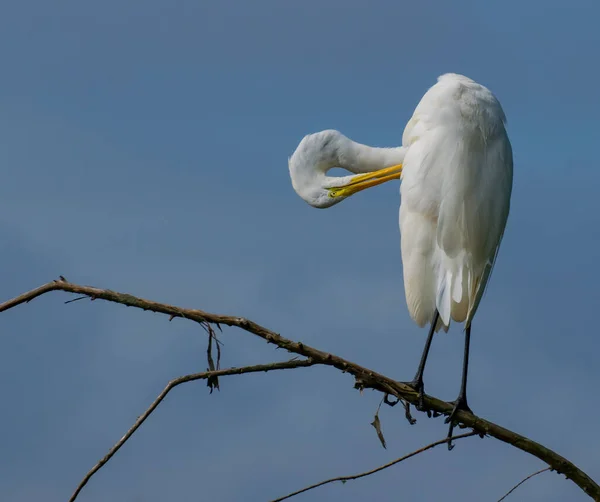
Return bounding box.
[288,73,513,444]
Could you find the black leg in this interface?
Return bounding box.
[445,323,474,450]
[404,310,439,411]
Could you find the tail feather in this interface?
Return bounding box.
[436,270,452,327]
[435,255,472,329]
[451,266,463,303]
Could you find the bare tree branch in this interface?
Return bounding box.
[496,467,553,502]
[271,431,478,502]
[68,359,316,502]
[2,278,599,500]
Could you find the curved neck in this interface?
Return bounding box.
[288,129,405,208]
[334,134,406,175]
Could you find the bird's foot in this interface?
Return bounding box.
[444,395,473,450]
[402,378,428,413]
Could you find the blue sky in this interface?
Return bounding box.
[1,1,599,500]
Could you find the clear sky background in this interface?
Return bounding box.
[0,1,599,501]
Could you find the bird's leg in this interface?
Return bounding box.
[403,310,439,412]
[445,324,474,450]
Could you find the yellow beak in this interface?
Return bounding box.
[327,164,403,199]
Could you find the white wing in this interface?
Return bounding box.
[399,74,513,330]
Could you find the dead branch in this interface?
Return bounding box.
[496,467,553,501]
[2,278,599,500]
[270,431,478,502]
[69,359,316,502]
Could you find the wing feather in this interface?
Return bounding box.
[399,74,513,331]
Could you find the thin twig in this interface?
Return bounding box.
[64,296,87,304]
[68,359,316,502]
[497,467,552,501]
[271,431,478,502]
[1,280,599,500]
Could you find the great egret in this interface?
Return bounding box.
[288,73,513,445]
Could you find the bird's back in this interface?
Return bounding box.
[399,74,513,331]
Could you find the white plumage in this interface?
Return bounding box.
[399,73,513,332]
[289,73,513,435]
[288,73,513,335]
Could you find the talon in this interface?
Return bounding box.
[403,401,417,425]
[445,396,473,450]
[402,379,427,411]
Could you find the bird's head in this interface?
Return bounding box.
[288,130,402,209]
